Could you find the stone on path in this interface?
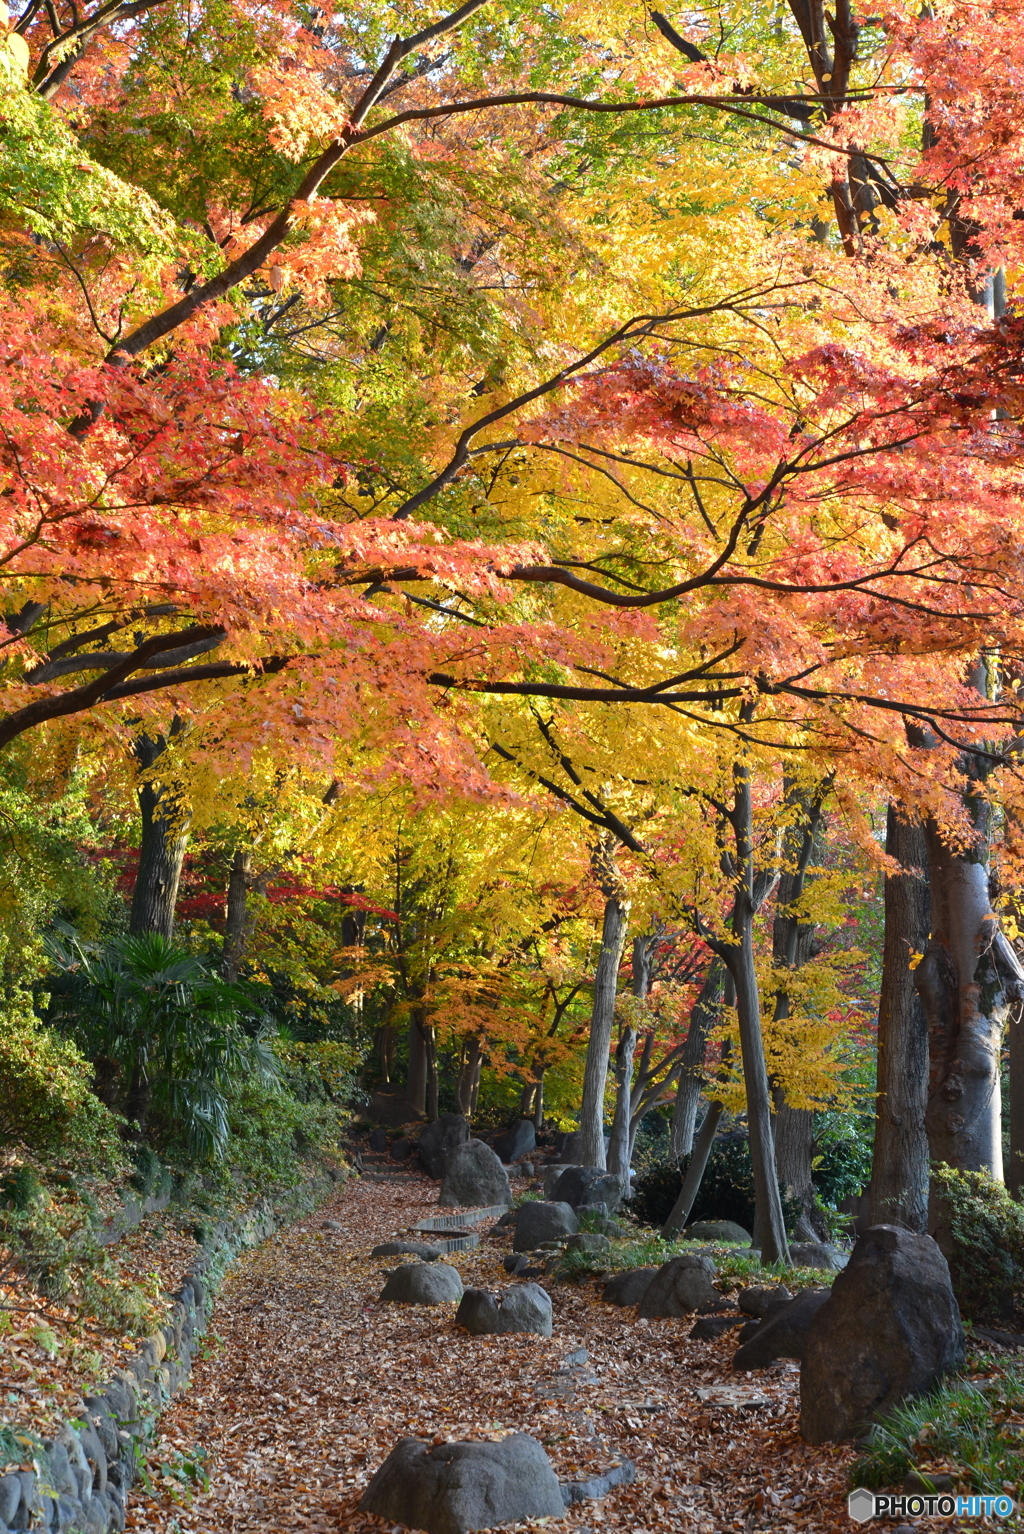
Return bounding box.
[549,1165,623,1213]
[737,1285,792,1319]
[368,1126,389,1153]
[638,1254,718,1318]
[456,1282,553,1337]
[685,1219,751,1245]
[690,1313,745,1341]
[601,1268,658,1307]
[732,1287,832,1369]
[512,1201,578,1252]
[439,1141,513,1209]
[379,1262,464,1305]
[493,1119,536,1164]
[417,1114,471,1179]
[371,1241,444,1261]
[800,1225,966,1444]
[541,1163,574,1196]
[360,1433,565,1534]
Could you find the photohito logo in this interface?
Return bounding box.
[848,1488,1016,1522]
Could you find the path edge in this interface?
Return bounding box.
[0,1169,343,1534]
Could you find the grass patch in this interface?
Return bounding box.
[850,1358,1024,1494]
[555,1228,838,1287]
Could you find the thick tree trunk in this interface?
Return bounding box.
[606,1026,638,1186]
[669,960,725,1158]
[1009,995,1024,1198]
[532,1070,546,1128]
[774,1106,821,1239]
[222,848,251,981]
[577,893,631,1167]
[915,815,1006,1181]
[129,732,190,940]
[869,808,931,1230]
[407,1013,428,1116]
[425,1025,439,1121]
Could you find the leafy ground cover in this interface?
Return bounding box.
[125,1175,891,1534]
[0,1212,196,1437]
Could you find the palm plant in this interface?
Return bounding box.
[46,927,278,1160]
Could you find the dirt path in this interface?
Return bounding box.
[126,1175,867,1533]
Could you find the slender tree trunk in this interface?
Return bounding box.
[771,781,828,1238]
[425,1028,439,1121]
[869,807,931,1230]
[662,1101,724,1238]
[407,1013,428,1115]
[222,848,251,981]
[669,960,725,1158]
[577,892,631,1167]
[457,1035,482,1117]
[718,738,790,1265]
[606,1026,638,1185]
[378,1024,395,1085]
[533,1069,546,1128]
[129,731,190,940]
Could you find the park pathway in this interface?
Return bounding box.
[124,1164,862,1534]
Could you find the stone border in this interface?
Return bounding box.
[0,1171,338,1534]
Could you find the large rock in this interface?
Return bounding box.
[800,1226,966,1444]
[550,1165,623,1213]
[686,1220,751,1245]
[513,1201,578,1252]
[379,1263,464,1305]
[638,1254,718,1318]
[493,1119,536,1164]
[456,1283,553,1337]
[439,1140,513,1209]
[732,1287,832,1369]
[542,1164,574,1196]
[360,1433,564,1534]
[417,1114,471,1179]
[601,1268,658,1307]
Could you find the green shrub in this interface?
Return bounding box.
[932,1164,1024,1327]
[0,999,125,1170]
[850,1363,1024,1493]
[274,1039,361,1105]
[626,1133,800,1234]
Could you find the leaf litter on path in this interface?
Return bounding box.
[124,1176,961,1533]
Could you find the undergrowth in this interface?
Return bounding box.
[850,1358,1024,1495]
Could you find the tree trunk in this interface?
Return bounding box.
[424,1022,439,1121]
[407,1013,428,1115]
[669,960,725,1158]
[717,737,790,1265]
[771,781,828,1238]
[577,892,631,1167]
[457,1036,482,1117]
[222,848,251,981]
[1009,995,1024,1198]
[662,1101,723,1239]
[533,1069,546,1128]
[378,1024,396,1085]
[129,731,190,940]
[915,813,1006,1181]
[606,1026,638,1186]
[869,807,931,1230]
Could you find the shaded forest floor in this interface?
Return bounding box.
[125,1175,974,1533]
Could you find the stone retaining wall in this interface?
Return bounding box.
[0,1172,337,1534]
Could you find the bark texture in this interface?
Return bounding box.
[577,890,630,1168]
[129,730,190,940]
[869,808,930,1230]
